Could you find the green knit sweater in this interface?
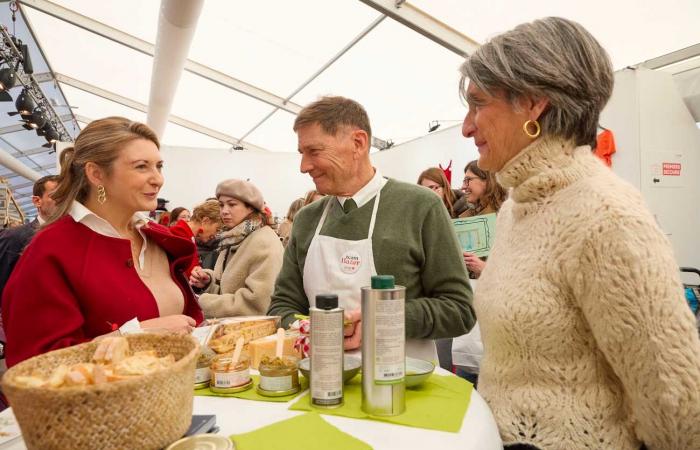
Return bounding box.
[268,178,475,339]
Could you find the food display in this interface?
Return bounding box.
[247,330,301,369]
[257,355,300,396]
[207,317,278,354]
[210,353,252,394]
[14,337,175,388]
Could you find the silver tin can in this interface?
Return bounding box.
[310,294,344,409]
[361,275,406,416]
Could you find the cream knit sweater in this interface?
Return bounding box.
[476,137,700,449]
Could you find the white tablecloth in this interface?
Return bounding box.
[0,368,502,450]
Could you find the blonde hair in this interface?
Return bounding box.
[417,167,457,218]
[303,190,323,206]
[286,198,305,221]
[49,117,159,223]
[190,200,221,224]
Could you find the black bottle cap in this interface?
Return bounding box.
[316,294,338,310]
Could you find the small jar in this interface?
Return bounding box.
[210,354,252,393]
[194,348,215,389]
[257,355,300,396]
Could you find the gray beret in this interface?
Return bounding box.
[215,179,264,212]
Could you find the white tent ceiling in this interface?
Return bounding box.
[0,0,698,216]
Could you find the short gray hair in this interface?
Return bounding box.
[459,17,613,147]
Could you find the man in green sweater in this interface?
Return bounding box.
[268,96,475,360]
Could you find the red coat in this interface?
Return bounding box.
[169,219,200,277]
[1,216,204,367]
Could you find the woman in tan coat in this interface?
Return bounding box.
[190,179,283,317]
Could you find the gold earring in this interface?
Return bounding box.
[523,120,541,138]
[97,185,107,204]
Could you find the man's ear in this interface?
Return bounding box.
[350,128,369,160]
[31,195,41,209]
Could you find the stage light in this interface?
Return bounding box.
[15,88,34,115]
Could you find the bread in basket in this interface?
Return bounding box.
[2,333,199,450]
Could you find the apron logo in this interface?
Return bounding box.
[340,251,362,274]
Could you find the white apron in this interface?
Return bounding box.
[302,189,438,362]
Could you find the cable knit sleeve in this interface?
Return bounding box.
[571,215,700,449]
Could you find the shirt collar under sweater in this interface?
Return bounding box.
[336,168,387,209]
[496,136,592,204]
[68,201,150,269]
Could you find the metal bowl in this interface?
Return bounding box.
[405,357,435,387]
[299,355,361,384]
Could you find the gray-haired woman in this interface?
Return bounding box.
[460,17,700,450]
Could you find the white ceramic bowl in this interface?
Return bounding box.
[405,357,435,387]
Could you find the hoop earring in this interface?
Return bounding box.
[97,185,107,204]
[523,120,541,138]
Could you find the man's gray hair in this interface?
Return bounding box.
[459,17,613,147]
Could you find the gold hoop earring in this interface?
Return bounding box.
[523,120,541,138]
[97,185,107,204]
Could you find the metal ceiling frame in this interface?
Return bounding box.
[358,0,480,57]
[19,0,304,115]
[0,113,73,134]
[54,73,271,152]
[19,0,398,151]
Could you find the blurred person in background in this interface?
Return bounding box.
[169,199,222,277]
[417,167,459,218]
[303,189,324,206]
[278,197,304,248]
[169,207,191,224]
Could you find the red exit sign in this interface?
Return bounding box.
[662,162,681,176]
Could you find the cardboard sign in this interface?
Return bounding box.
[452,213,497,257]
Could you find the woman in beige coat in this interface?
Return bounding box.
[190,179,284,317]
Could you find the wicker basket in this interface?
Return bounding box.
[2,333,199,450]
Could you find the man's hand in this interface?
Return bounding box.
[343,309,362,350]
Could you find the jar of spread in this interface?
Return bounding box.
[210,354,252,394]
[257,355,300,396]
[195,347,215,389]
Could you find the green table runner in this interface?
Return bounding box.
[231,412,372,450]
[289,374,472,432]
[195,375,309,402]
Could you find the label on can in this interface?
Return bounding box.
[212,369,249,388]
[259,375,292,391]
[310,309,343,404]
[374,296,405,384]
[195,367,211,384]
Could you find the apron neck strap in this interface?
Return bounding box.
[313,185,383,238]
[367,187,381,239]
[313,198,333,237]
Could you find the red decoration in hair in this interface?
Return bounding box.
[439,160,453,184]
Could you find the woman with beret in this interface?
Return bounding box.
[459,17,700,449]
[190,179,284,317]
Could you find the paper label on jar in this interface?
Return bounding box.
[374,297,405,384]
[310,309,343,401]
[195,367,211,384]
[212,369,249,388]
[259,375,292,391]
